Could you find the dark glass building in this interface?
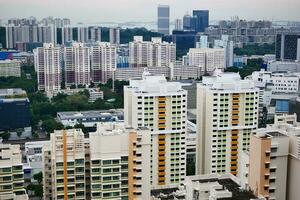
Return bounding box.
[0,89,31,131]
[172,30,197,57]
[276,32,300,61]
[157,5,170,35]
[192,10,209,32]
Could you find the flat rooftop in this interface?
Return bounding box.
[57,109,124,120]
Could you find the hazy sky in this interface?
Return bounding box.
[0,0,300,23]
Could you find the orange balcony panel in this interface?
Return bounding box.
[232,110,239,114]
[159,114,166,117]
[232,121,239,125]
[158,134,166,138]
[158,97,166,101]
[231,171,237,175]
[231,141,238,145]
[232,116,239,120]
[159,161,166,165]
[159,172,166,176]
[231,166,237,170]
[232,99,240,103]
[158,182,165,185]
[158,177,165,181]
[231,156,238,159]
[231,130,239,133]
[158,141,166,145]
[158,109,166,113]
[158,147,166,151]
[158,167,165,171]
[158,119,166,123]
[232,105,239,109]
[231,136,238,139]
[231,146,238,150]
[232,94,240,98]
[158,125,166,129]
[158,103,166,107]
[230,161,237,165]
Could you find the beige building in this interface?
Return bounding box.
[0,60,21,77]
[129,36,176,68]
[249,130,289,200]
[43,123,152,200]
[124,71,187,189]
[196,70,259,175]
[0,144,28,200]
[187,48,225,73]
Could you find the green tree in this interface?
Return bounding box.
[33,172,43,185]
[42,118,64,133]
[0,131,10,141]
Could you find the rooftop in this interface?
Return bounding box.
[57,109,124,121]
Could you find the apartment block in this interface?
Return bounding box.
[90,42,117,83]
[187,48,225,72]
[129,36,176,68]
[62,26,73,45]
[124,71,187,188]
[64,42,90,87]
[43,129,86,200]
[0,144,28,200]
[34,43,62,92]
[109,28,120,45]
[249,130,289,200]
[196,70,259,175]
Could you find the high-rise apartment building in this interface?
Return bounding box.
[187,48,225,72]
[77,27,89,43]
[157,5,170,35]
[43,123,152,200]
[43,129,86,200]
[0,143,28,200]
[90,42,117,83]
[249,130,289,200]
[61,26,73,45]
[37,25,57,44]
[129,36,176,68]
[124,71,187,188]
[238,114,300,200]
[34,43,62,92]
[196,71,259,175]
[109,28,120,45]
[192,10,209,32]
[64,42,90,87]
[275,32,300,61]
[183,14,192,30]
[90,26,101,42]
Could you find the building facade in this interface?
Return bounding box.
[0,59,21,77]
[124,71,187,189]
[34,43,62,92]
[196,71,259,175]
[157,5,170,35]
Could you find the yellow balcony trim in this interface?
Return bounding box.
[231,141,238,145]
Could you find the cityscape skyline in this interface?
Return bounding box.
[0,0,300,24]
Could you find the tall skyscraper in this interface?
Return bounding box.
[275,32,300,61]
[129,36,176,68]
[157,5,170,35]
[124,71,187,188]
[174,19,183,31]
[183,14,192,30]
[196,71,259,175]
[90,42,117,83]
[38,25,57,44]
[64,42,90,87]
[34,43,62,92]
[109,27,120,45]
[0,143,28,199]
[90,26,101,42]
[192,10,209,32]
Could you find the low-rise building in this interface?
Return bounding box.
[0,59,21,77]
[185,174,259,200]
[57,109,124,127]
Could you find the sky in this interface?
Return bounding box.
[0,0,300,24]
